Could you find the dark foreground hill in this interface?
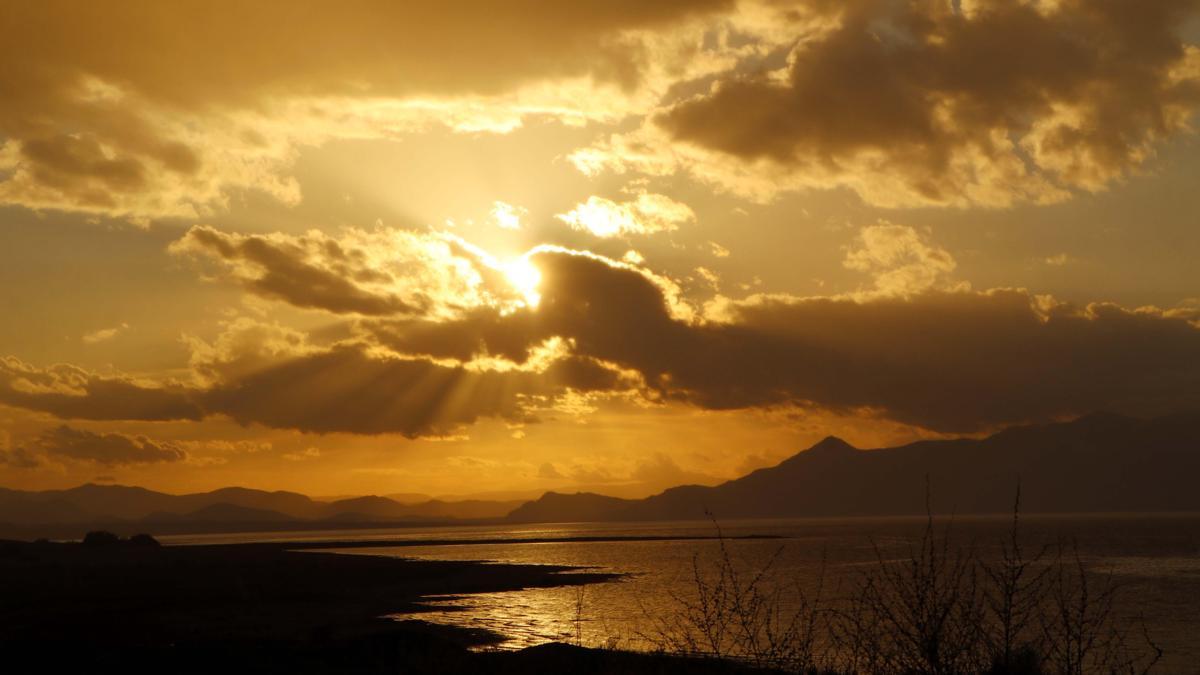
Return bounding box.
[508,412,1200,522]
[1,538,771,675]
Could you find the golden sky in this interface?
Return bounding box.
[2,0,1199,498]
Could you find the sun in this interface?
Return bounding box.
[503,257,542,308]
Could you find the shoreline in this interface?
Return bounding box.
[5,515,1197,673]
[8,510,1200,544]
[0,537,667,673]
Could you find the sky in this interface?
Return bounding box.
[1,0,1199,499]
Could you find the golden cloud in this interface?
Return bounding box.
[6,220,1200,437]
[354,247,1200,433]
[578,0,1200,207]
[18,425,188,466]
[0,356,203,422]
[170,224,528,318]
[556,190,695,238]
[0,0,744,221]
[5,1,1195,221]
[843,223,960,297]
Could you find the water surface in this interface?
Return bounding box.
[163,514,1200,673]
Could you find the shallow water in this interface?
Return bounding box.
[162,514,1200,672]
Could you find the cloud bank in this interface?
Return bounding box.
[0,0,736,220]
[579,0,1200,206]
[9,1,1194,220]
[5,223,1200,436]
[1,425,189,468]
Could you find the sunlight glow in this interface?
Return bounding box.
[555,192,694,238]
[503,257,542,307]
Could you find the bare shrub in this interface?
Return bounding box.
[832,490,987,675]
[1039,543,1162,675]
[979,484,1051,674]
[644,485,1165,675]
[572,585,586,646]
[643,518,832,673]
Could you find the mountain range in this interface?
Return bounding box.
[508,411,1200,522]
[0,481,522,538]
[3,412,1198,538]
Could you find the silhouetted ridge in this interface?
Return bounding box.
[7,412,1200,535]
[506,491,634,523]
[505,412,1200,523]
[801,435,858,456]
[0,482,527,537]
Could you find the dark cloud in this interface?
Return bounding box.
[25,425,187,466]
[5,244,1199,436]
[0,356,204,422]
[365,249,1200,432]
[173,225,418,316]
[656,0,1200,205]
[716,291,1200,431]
[0,346,626,438]
[369,308,542,362]
[0,445,43,469]
[20,135,148,196]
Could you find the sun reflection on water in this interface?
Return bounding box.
[392,584,625,651]
[331,516,1200,669]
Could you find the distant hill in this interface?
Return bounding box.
[180,487,320,519]
[0,482,522,538]
[507,412,1200,522]
[6,412,1198,537]
[0,483,322,522]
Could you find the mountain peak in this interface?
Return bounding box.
[804,435,857,455]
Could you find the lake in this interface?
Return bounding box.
[161,514,1200,673]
